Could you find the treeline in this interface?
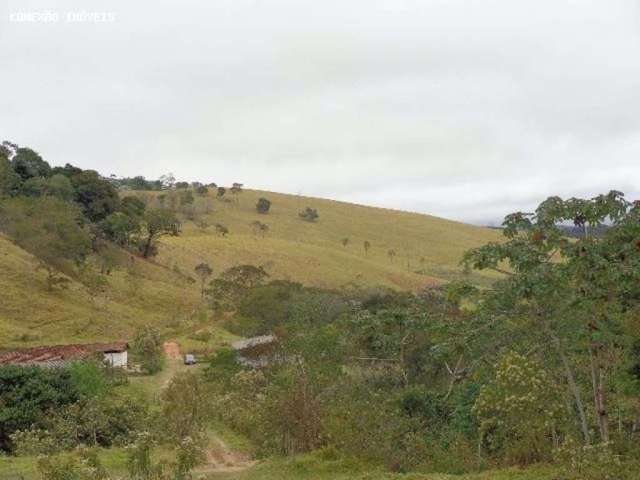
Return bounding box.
[0,141,184,290]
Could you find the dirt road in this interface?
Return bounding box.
[161,341,255,476]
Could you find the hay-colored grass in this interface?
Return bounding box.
[0,189,500,348]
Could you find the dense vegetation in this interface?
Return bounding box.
[201,192,640,479]
[2,140,639,478]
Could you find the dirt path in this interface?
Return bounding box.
[163,341,181,360]
[161,341,255,476]
[193,436,256,476]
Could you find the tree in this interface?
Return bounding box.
[387,249,396,263]
[256,197,271,214]
[0,155,21,197]
[364,240,371,255]
[194,262,213,299]
[0,197,91,290]
[120,196,146,218]
[139,208,180,258]
[132,324,164,374]
[341,237,349,247]
[206,264,268,310]
[474,351,563,463]
[100,212,140,247]
[71,170,120,222]
[229,183,243,204]
[161,371,210,442]
[0,366,80,451]
[195,185,208,196]
[159,173,176,189]
[178,189,194,206]
[217,187,226,199]
[299,207,319,222]
[462,190,640,446]
[10,147,51,181]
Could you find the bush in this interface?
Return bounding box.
[473,351,564,464]
[256,197,271,214]
[298,207,318,222]
[554,438,635,480]
[0,366,80,452]
[37,449,108,480]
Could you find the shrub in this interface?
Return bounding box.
[132,324,164,374]
[298,207,319,222]
[256,197,271,214]
[473,351,564,464]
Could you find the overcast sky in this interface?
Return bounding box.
[2,0,640,224]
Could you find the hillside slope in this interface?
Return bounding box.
[0,189,501,348]
[0,234,201,348]
[154,189,501,290]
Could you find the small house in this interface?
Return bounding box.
[0,342,129,368]
[231,334,277,367]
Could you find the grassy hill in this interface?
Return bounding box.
[154,189,501,290]
[0,189,501,348]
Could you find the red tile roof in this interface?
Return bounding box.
[0,342,128,366]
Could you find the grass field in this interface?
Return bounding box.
[0,189,500,349]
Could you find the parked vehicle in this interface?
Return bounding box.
[184,354,196,365]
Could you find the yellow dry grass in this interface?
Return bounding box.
[0,189,500,348]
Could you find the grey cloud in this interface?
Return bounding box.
[1,0,640,224]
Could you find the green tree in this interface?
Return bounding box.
[256,197,271,214]
[161,371,210,442]
[132,325,164,374]
[474,351,563,463]
[0,366,80,451]
[120,196,147,218]
[0,155,22,197]
[11,147,51,180]
[463,191,640,446]
[22,174,74,201]
[71,170,120,222]
[139,208,180,258]
[206,264,268,311]
[0,197,91,290]
[100,212,140,247]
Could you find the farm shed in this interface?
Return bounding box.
[0,342,129,368]
[232,335,277,367]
